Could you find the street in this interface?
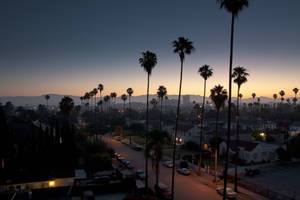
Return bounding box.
[103,135,222,200]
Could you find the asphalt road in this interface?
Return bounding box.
[103,136,222,200]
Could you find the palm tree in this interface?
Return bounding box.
[145,129,170,186]
[127,88,134,112]
[287,98,291,104]
[80,96,83,106]
[98,84,104,112]
[279,90,285,104]
[273,93,278,111]
[210,85,228,183]
[217,0,249,198]
[104,95,110,111]
[59,96,74,117]
[157,86,167,130]
[232,66,249,191]
[121,94,127,113]
[84,92,90,111]
[171,36,195,199]
[97,100,103,110]
[251,93,256,104]
[197,64,213,175]
[150,98,158,109]
[293,88,298,105]
[138,50,157,189]
[110,92,117,107]
[45,94,50,108]
[93,88,98,110]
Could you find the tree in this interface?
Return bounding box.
[210,85,228,182]
[232,66,249,191]
[45,95,50,108]
[217,0,249,198]
[251,93,256,104]
[279,90,285,104]
[157,86,167,130]
[171,36,194,199]
[98,84,104,112]
[93,88,98,109]
[293,88,298,105]
[150,98,158,109]
[197,64,213,175]
[127,88,134,112]
[145,129,169,186]
[139,50,157,189]
[121,94,127,113]
[59,96,74,116]
[273,93,278,111]
[110,92,117,106]
[104,95,110,111]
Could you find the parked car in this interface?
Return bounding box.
[216,187,237,199]
[245,168,261,177]
[176,168,191,176]
[162,161,173,168]
[119,157,126,163]
[88,176,110,185]
[155,182,172,200]
[136,169,146,180]
[114,136,121,141]
[125,161,134,169]
[134,145,143,151]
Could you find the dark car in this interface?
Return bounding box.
[88,176,110,185]
[155,182,172,200]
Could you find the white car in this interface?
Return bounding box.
[176,168,191,175]
[162,161,173,168]
[216,187,237,199]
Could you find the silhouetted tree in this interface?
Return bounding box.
[171,37,194,199]
[197,64,213,175]
[157,86,167,130]
[45,95,50,108]
[210,84,228,182]
[121,94,127,113]
[217,0,249,197]
[138,50,157,189]
[232,66,249,191]
[98,84,104,112]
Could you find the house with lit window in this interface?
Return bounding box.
[219,140,278,164]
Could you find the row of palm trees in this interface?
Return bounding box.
[136,1,249,199]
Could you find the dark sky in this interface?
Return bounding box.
[0,0,299,97]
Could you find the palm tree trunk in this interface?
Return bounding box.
[223,13,235,200]
[145,73,150,189]
[234,86,240,192]
[156,158,159,186]
[160,98,163,130]
[198,79,207,175]
[171,58,184,200]
[100,92,103,112]
[214,109,219,182]
[129,96,131,144]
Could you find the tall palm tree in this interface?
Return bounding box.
[104,95,110,111]
[145,129,170,186]
[139,50,157,189]
[127,88,134,112]
[279,90,285,104]
[217,0,249,198]
[197,64,213,175]
[232,66,249,191]
[157,86,167,130]
[273,93,278,111]
[45,95,50,108]
[210,85,228,183]
[286,98,291,104]
[98,84,104,112]
[110,92,117,107]
[80,96,83,106]
[121,94,127,113]
[251,93,256,104]
[293,88,298,105]
[171,36,195,199]
[93,88,98,110]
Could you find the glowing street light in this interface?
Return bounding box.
[49,181,55,187]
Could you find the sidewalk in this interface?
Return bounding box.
[188,165,270,200]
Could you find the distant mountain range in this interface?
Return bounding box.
[0,94,276,106]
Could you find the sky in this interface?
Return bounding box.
[0,0,299,98]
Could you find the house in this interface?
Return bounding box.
[219,140,278,164]
[289,121,300,137]
[164,124,200,145]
